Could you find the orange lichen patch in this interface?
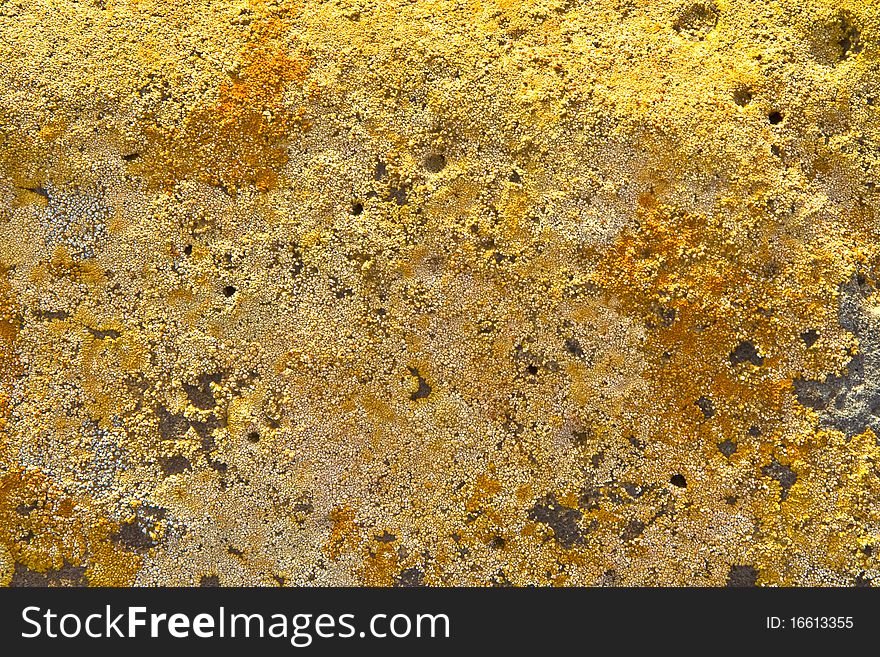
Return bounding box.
[586,202,856,446]
[0,469,141,585]
[361,540,399,587]
[84,519,144,587]
[324,505,360,559]
[0,267,19,381]
[0,266,18,463]
[140,18,312,192]
[465,470,501,514]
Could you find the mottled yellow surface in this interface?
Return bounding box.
[1,0,880,586]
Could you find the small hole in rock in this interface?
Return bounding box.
[509,170,521,183]
[669,473,687,488]
[183,244,192,256]
[223,285,237,298]
[768,111,783,125]
[351,202,363,215]
[247,431,260,443]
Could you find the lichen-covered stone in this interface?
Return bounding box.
[1,0,880,586]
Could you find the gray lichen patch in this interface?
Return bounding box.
[793,274,880,441]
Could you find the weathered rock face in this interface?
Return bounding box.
[1,0,879,586]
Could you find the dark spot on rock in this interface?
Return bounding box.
[599,569,619,586]
[508,170,521,183]
[387,185,408,205]
[113,521,154,552]
[653,304,676,327]
[718,439,737,456]
[623,482,644,498]
[373,160,387,181]
[191,414,224,444]
[726,564,758,587]
[141,505,166,519]
[158,454,191,476]
[87,327,121,340]
[222,285,237,298]
[183,372,222,410]
[34,309,70,321]
[748,425,762,437]
[669,473,687,488]
[730,341,764,366]
[725,495,738,505]
[733,87,752,106]
[408,367,432,401]
[792,368,850,413]
[156,405,190,440]
[395,567,425,587]
[696,395,715,418]
[768,111,783,125]
[374,531,396,543]
[526,364,538,376]
[199,574,220,587]
[208,458,228,473]
[15,501,38,516]
[578,486,601,510]
[528,494,584,548]
[122,152,140,161]
[425,153,446,173]
[855,571,872,587]
[801,329,819,347]
[246,430,260,443]
[351,202,363,215]
[621,520,645,541]
[761,458,797,501]
[10,560,88,587]
[564,338,584,357]
[228,546,244,556]
[489,536,506,549]
[183,244,193,256]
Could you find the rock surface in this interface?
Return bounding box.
[1,0,879,586]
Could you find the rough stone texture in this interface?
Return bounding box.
[1,0,880,586]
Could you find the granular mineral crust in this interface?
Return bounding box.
[1,0,880,586]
